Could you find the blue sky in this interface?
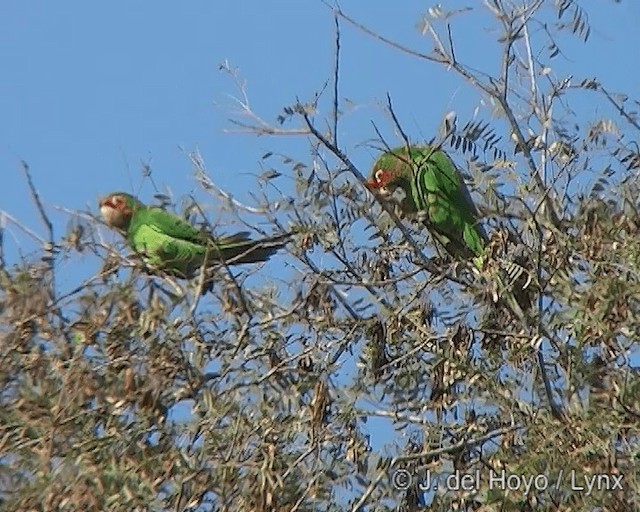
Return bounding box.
[2,0,639,500]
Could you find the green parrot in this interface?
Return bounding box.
[366,145,487,260]
[367,146,535,318]
[99,192,288,279]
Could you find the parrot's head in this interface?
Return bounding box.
[366,151,411,201]
[99,192,141,230]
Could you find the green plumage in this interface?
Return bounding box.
[367,145,487,259]
[100,192,287,278]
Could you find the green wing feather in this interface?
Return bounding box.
[412,146,486,258]
[135,206,208,244]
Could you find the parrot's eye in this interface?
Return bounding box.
[375,169,385,184]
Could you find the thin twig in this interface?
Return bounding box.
[21,161,53,243]
[332,12,341,146]
[331,3,437,63]
[386,94,411,150]
[217,61,311,136]
[189,151,271,214]
[0,209,47,244]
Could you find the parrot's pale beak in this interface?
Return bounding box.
[365,181,392,202]
[99,196,123,228]
[99,200,111,221]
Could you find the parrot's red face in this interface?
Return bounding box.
[366,168,392,189]
[99,194,134,230]
[366,168,398,201]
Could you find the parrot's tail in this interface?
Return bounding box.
[211,232,291,265]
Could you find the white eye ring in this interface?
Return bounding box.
[375,169,384,183]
